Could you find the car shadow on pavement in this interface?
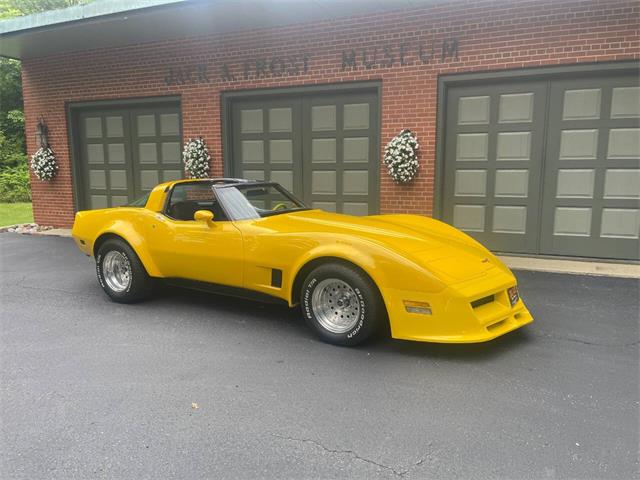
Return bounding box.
[157,283,534,362]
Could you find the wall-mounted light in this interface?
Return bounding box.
[35,116,48,149]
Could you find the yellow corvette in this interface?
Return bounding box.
[72,178,532,346]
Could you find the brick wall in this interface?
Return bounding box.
[21,0,639,227]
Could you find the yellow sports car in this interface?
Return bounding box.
[72,178,532,346]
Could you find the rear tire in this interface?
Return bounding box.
[96,238,153,303]
[301,263,384,346]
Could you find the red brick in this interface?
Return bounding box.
[21,0,640,227]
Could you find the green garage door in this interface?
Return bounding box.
[443,73,639,260]
[231,91,379,215]
[78,104,183,209]
[540,77,639,259]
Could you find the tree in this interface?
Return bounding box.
[0,0,93,169]
[1,0,91,19]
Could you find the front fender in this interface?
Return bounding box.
[286,239,447,306]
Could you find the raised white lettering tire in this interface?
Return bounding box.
[96,239,153,303]
[301,263,384,346]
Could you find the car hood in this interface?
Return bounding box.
[255,210,506,283]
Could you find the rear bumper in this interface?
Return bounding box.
[384,269,533,343]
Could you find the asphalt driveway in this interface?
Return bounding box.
[1,234,638,480]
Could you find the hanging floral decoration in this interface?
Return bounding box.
[183,138,211,179]
[30,147,58,181]
[383,129,420,183]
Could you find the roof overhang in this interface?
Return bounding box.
[0,0,443,60]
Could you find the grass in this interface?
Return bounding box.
[0,203,34,227]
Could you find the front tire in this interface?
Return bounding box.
[96,238,153,303]
[301,263,384,346]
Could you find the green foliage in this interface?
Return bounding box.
[0,0,92,18]
[0,0,94,205]
[0,162,31,203]
[0,58,25,168]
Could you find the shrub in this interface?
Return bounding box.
[0,161,31,203]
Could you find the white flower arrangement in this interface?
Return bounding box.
[383,129,420,183]
[30,147,58,181]
[183,138,211,179]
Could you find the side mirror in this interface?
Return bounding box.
[194,210,215,226]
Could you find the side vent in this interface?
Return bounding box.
[271,269,283,288]
[471,294,494,309]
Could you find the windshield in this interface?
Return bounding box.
[215,183,307,220]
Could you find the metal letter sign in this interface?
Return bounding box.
[340,38,460,71]
[165,55,312,86]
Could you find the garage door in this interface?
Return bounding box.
[77,104,183,209]
[230,91,379,215]
[540,77,640,259]
[443,72,639,260]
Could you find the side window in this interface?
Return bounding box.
[165,183,227,221]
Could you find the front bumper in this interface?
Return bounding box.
[384,269,533,343]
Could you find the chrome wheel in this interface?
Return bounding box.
[311,278,361,334]
[102,250,131,293]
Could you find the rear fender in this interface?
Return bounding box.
[94,220,162,277]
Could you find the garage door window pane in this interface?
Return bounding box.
[562,89,601,120]
[109,170,127,190]
[458,96,489,125]
[242,170,264,181]
[161,142,180,163]
[270,170,294,191]
[312,171,336,194]
[607,128,640,159]
[343,203,369,216]
[603,169,640,199]
[311,105,336,131]
[457,133,488,161]
[343,171,368,195]
[553,207,592,237]
[499,93,534,123]
[600,208,640,239]
[453,205,485,232]
[85,117,102,138]
[312,138,336,163]
[495,170,529,197]
[269,108,292,132]
[242,140,264,163]
[111,195,129,207]
[611,87,640,119]
[313,201,336,212]
[139,143,158,164]
[241,109,263,133]
[140,171,159,190]
[344,103,369,130]
[559,130,598,160]
[454,170,487,197]
[89,170,106,189]
[270,140,293,163]
[107,144,126,164]
[87,144,104,164]
[492,206,527,234]
[163,170,183,182]
[106,116,124,137]
[137,115,156,137]
[160,113,180,136]
[343,137,369,162]
[91,195,108,209]
[556,169,595,198]
[497,132,531,161]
